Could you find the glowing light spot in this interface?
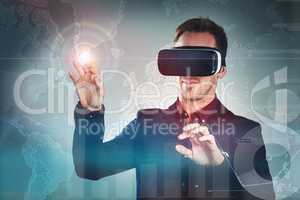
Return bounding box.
[78,50,92,66]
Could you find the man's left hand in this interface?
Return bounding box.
[175,123,225,166]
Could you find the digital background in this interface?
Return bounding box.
[0,0,299,199]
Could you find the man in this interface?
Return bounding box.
[70,17,275,199]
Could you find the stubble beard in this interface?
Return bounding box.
[180,84,213,102]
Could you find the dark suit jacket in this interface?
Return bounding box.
[73,97,275,199]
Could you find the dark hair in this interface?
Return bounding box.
[174,17,228,65]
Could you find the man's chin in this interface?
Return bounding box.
[181,93,206,101]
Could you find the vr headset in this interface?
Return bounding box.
[158,46,225,76]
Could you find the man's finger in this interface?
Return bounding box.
[183,123,209,135]
[198,134,215,145]
[73,60,85,77]
[182,123,199,132]
[93,74,102,88]
[177,131,198,140]
[178,125,209,140]
[68,67,80,83]
[175,144,192,159]
[189,125,209,135]
[178,132,189,140]
[87,61,98,74]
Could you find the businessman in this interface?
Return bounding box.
[70,17,275,199]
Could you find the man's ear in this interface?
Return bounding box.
[216,66,227,79]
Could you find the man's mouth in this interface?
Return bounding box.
[181,78,200,84]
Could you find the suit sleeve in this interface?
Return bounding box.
[211,123,276,199]
[72,103,138,180]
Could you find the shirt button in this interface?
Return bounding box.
[183,112,188,118]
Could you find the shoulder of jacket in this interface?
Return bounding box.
[232,114,260,128]
[221,105,260,128]
[228,113,263,140]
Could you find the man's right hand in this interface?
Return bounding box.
[69,58,104,111]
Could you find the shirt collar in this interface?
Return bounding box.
[168,96,227,122]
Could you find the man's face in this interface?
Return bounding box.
[174,32,225,101]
